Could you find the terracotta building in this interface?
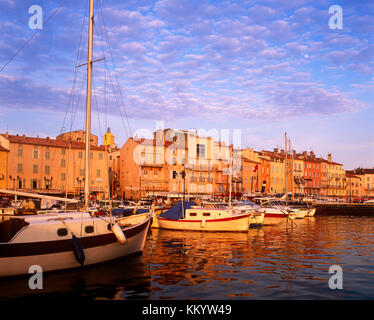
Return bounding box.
[0,145,9,189]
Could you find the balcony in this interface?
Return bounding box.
[185,164,213,172]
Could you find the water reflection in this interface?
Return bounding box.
[145,216,374,299]
[0,255,151,300]
[1,216,374,299]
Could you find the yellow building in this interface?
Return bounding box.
[345,173,362,200]
[270,155,285,194]
[348,169,374,198]
[0,133,109,199]
[103,127,115,147]
[326,154,346,198]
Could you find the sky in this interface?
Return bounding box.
[0,0,373,170]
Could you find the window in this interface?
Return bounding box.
[197,144,206,158]
[203,213,211,216]
[85,226,94,234]
[57,228,68,236]
[80,169,84,176]
[45,151,50,160]
[154,170,158,176]
[96,169,101,177]
[144,169,148,175]
[61,159,66,167]
[17,149,23,157]
[33,149,38,159]
[17,163,23,173]
[61,173,66,181]
[33,164,38,174]
[189,213,197,216]
[78,151,83,159]
[99,153,103,160]
[45,165,50,175]
[90,152,93,159]
[61,148,66,155]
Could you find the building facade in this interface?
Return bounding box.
[0,133,109,199]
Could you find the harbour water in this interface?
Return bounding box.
[1,215,374,300]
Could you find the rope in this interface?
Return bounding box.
[0,0,69,74]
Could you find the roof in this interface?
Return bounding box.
[2,134,106,151]
[345,173,361,179]
[0,145,9,152]
[352,168,374,175]
[126,137,187,150]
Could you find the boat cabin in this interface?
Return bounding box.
[184,208,231,220]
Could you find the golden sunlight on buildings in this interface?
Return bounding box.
[0,132,108,199]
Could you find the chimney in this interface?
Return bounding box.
[273,148,278,153]
[5,132,8,139]
[328,153,332,162]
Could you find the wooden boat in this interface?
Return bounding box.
[156,201,264,232]
[0,212,150,277]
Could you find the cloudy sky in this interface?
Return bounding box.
[0,0,373,169]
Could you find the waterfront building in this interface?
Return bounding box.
[300,151,322,196]
[0,144,9,189]
[241,157,260,195]
[258,153,271,193]
[292,153,305,195]
[348,168,374,198]
[345,172,363,200]
[320,158,329,196]
[326,153,346,198]
[120,129,218,200]
[0,132,109,198]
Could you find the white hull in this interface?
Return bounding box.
[305,208,316,217]
[262,208,294,226]
[0,230,147,277]
[0,213,151,277]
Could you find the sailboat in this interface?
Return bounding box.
[0,0,151,277]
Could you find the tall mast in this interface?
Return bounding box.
[285,132,288,197]
[289,138,293,201]
[229,146,233,207]
[84,0,94,208]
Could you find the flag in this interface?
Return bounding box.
[253,164,258,172]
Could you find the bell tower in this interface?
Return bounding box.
[103,127,115,146]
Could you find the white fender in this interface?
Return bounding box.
[112,223,127,244]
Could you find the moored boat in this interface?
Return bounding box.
[156,201,264,232]
[0,212,150,277]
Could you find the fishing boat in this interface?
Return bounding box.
[156,201,264,232]
[0,0,151,277]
